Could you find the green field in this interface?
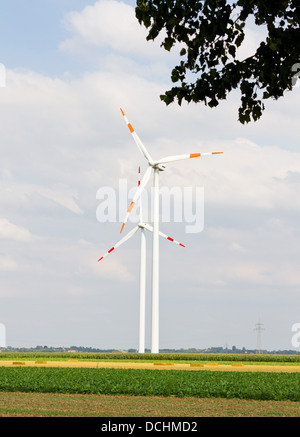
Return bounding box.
[0,351,299,363]
[0,366,300,401]
[1,352,299,417]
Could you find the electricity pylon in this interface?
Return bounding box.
[254,318,265,354]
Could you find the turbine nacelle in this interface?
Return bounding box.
[138,222,148,229]
[155,164,166,171]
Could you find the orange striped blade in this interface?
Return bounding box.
[128,123,134,133]
[190,153,201,158]
[120,202,135,233]
[128,201,135,213]
[120,108,134,132]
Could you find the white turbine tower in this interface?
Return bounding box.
[120,108,223,354]
[98,167,185,353]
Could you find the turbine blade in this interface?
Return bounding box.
[120,166,152,233]
[143,224,185,247]
[138,166,141,187]
[154,151,223,165]
[138,166,143,223]
[120,108,153,164]
[98,226,139,262]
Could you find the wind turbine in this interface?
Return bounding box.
[98,166,185,353]
[120,108,223,353]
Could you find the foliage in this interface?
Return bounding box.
[0,366,299,401]
[135,0,300,123]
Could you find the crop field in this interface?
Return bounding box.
[1,351,300,362]
[0,353,299,417]
[1,366,300,400]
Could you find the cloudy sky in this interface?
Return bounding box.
[0,0,299,351]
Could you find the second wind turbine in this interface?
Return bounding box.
[120,108,223,353]
[98,167,185,353]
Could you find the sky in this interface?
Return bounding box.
[0,0,299,352]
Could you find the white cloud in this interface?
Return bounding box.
[31,185,83,215]
[77,239,135,282]
[60,0,167,61]
[0,256,18,272]
[236,17,268,62]
[1,178,83,218]
[0,218,33,242]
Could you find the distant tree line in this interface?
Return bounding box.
[1,345,298,355]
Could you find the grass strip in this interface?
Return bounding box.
[0,367,299,402]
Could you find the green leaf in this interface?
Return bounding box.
[164,37,174,51]
[228,45,236,57]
